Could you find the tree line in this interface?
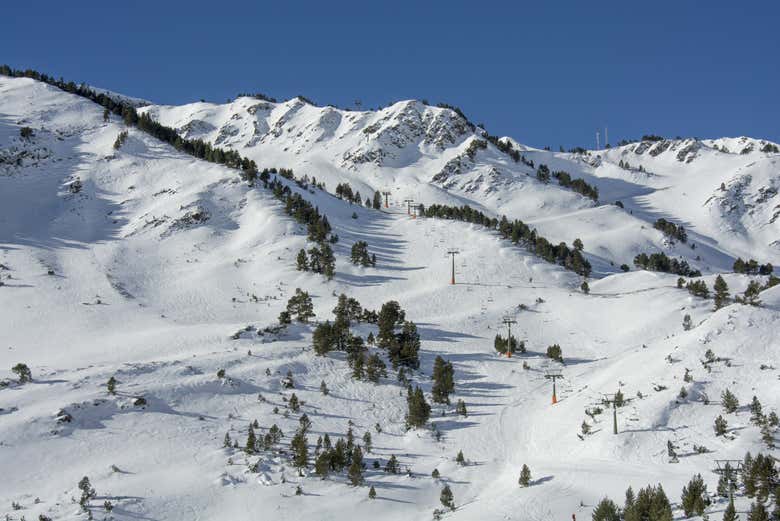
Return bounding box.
[423,204,592,277]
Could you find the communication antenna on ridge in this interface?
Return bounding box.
[596,130,600,151]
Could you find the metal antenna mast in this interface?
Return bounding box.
[544,371,563,404]
[602,393,620,434]
[501,316,517,358]
[446,249,460,285]
[381,191,391,208]
[596,130,600,150]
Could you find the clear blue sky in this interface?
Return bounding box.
[4,1,779,149]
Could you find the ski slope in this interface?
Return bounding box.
[1,75,779,521]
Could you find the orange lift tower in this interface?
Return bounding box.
[501,316,517,358]
[545,371,563,404]
[382,191,391,208]
[446,249,459,285]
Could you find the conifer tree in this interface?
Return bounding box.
[296,249,309,271]
[714,415,728,436]
[107,376,117,395]
[722,389,739,413]
[348,447,364,486]
[714,275,730,309]
[289,393,300,412]
[377,301,405,348]
[683,314,693,331]
[406,386,431,428]
[385,454,399,474]
[314,451,330,478]
[11,363,32,383]
[456,450,465,465]
[320,380,329,395]
[722,496,737,521]
[291,429,308,471]
[519,464,532,487]
[362,431,372,453]
[440,484,455,510]
[246,424,257,454]
[592,498,620,521]
[313,321,335,356]
[750,396,764,425]
[368,486,376,499]
[456,399,468,417]
[373,191,382,210]
[748,502,769,521]
[681,473,709,517]
[581,280,590,294]
[431,356,455,404]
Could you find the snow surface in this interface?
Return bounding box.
[1,75,778,521]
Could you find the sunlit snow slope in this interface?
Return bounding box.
[1,75,778,521]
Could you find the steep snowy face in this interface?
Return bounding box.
[140,92,780,277]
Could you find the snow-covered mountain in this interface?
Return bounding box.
[1,73,778,521]
[141,96,780,275]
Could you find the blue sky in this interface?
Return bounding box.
[4,1,779,148]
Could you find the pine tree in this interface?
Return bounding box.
[440,484,455,510]
[431,356,455,404]
[681,473,709,517]
[714,415,728,436]
[581,280,590,294]
[296,249,309,271]
[737,280,762,306]
[289,393,300,412]
[455,450,466,465]
[365,353,387,382]
[385,454,399,474]
[393,321,421,368]
[348,446,364,486]
[722,496,737,521]
[373,191,382,210]
[456,399,468,417]
[748,502,769,521]
[320,380,329,395]
[11,363,32,383]
[314,450,330,478]
[377,301,405,348]
[592,498,620,521]
[714,275,730,309]
[750,396,764,425]
[518,464,531,487]
[362,431,372,453]
[246,424,257,454]
[432,468,440,479]
[223,432,232,448]
[291,429,308,470]
[368,486,376,499]
[313,321,335,356]
[683,314,693,331]
[107,376,117,395]
[406,386,431,428]
[722,389,739,413]
[103,108,110,122]
[286,288,315,323]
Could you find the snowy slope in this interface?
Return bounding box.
[1,75,779,521]
[141,98,780,276]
